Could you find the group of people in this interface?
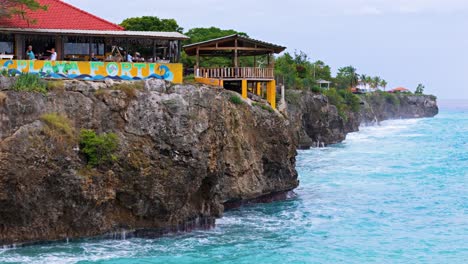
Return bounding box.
[26,45,57,61]
[24,46,156,63]
[123,51,144,63]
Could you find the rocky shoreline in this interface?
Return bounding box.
[286,90,438,149]
[0,77,438,246]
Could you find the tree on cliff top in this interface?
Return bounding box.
[120,16,183,33]
[334,66,359,90]
[0,0,48,23]
[275,52,332,90]
[183,27,248,45]
[182,27,249,68]
[415,84,425,94]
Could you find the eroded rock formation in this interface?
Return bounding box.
[287,90,438,148]
[0,79,298,245]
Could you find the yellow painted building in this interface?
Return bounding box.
[0,60,183,83]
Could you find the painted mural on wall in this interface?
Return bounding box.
[0,60,183,83]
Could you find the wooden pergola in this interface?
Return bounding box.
[184,35,286,109]
[184,34,286,80]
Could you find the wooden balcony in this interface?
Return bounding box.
[196,67,274,80]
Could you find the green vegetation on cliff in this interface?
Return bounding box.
[229,95,243,105]
[79,130,119,168]
[40,113,75,142]
[323,88,361,120]
[12,73,48,93]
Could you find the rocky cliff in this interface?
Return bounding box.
[0,78,298,246]
[0,76,438,246]
[359,92,439,124]
[286,90,438,149]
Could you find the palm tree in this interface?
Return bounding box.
[365,76,373,91]
[371,76,382,91]
[380,80,388,91]
[360,74,368,87]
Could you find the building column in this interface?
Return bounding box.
[56,36,64,60]
[267,80,276,109]
[196,47,200,77]
[256,82,262,96]
[241,79,248,99]
[15,34,24,60]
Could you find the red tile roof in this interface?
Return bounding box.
[392,87,410,92]
[0,0,124,31]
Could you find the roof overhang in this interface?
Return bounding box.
[316,79,332,84]
[0,27,189,40]
[183,34,286,57]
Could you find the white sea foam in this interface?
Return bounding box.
[346,118,422,143]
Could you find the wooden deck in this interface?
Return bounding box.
[196,67,274,80]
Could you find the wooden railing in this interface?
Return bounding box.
[196,67,274,80]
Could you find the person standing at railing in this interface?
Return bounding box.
[26,45,36,60]
[47,48,57,61]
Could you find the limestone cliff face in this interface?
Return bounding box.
[287,90,438,149]
[0,79,298,245]
[286,90,359,149]
[359,93,439,124]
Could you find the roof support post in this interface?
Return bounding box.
[268,53,275,69]
[55,35,64,60]
[88,37,93,57]
[177,40,181,63]
[234,38,238,68]
[14,34,24,60]
[152,39,156,62]
[125,38,129,58]
[196,47,200,67]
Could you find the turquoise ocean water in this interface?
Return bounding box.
[1,105,467,264]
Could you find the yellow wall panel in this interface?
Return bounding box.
[0,60,183,83]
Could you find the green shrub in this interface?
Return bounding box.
[338,89,361,112]
[79,129,119,168]
[323,88,361,121]
[230,95,243,105]
[12,73,47,93]
[1,69,9,77]
[323,88,344,107]
[184,74,196,84]
[311,85,322,94]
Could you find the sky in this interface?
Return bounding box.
[64,0,468,99]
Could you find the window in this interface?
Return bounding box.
[64,43,105,55]
[0,42,13,54]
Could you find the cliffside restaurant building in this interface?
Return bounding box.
[184,35,286,109]
[0,0,187,83]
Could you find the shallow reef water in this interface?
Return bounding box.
[1,107,467,264]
